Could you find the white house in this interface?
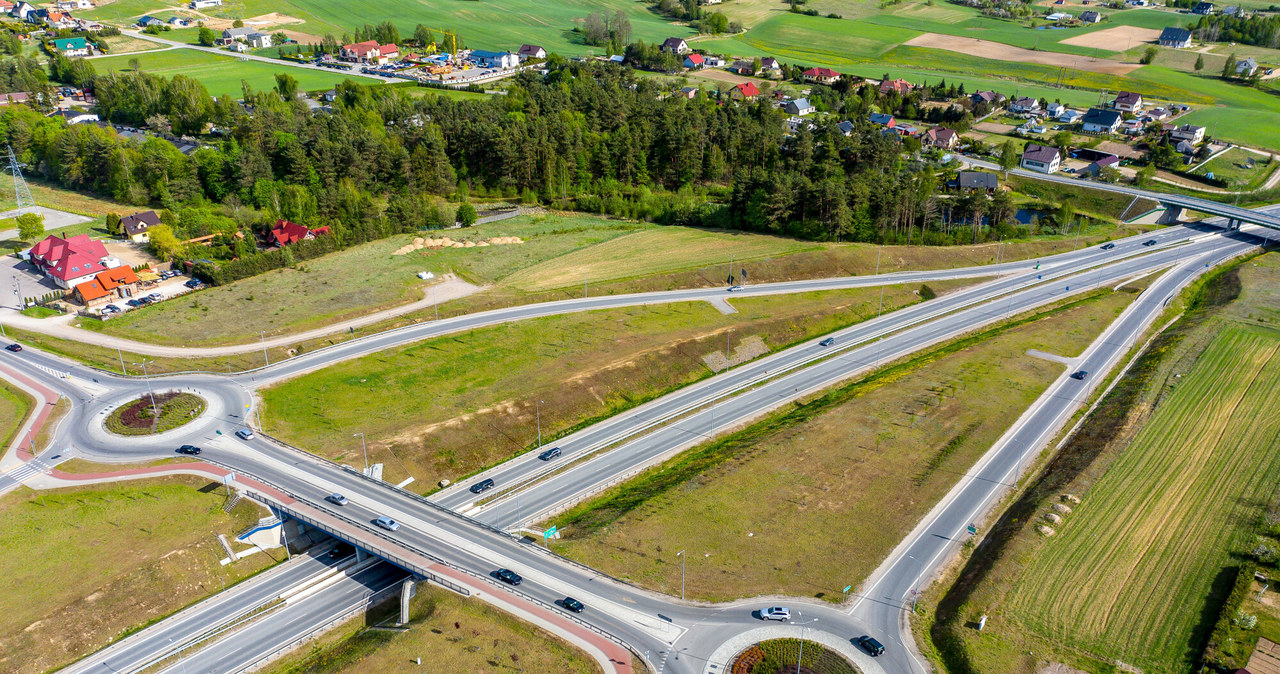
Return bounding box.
[472,50,518,69]
[1170,124,1206,144]
[1010,96,1040,114]
[785,98,815,116]
[660,37,690,54]
[1046,102,1065,118]
[1058,109,1084,124]
[1021,143,1061,174]
[247,32,272,49]
[1082,108,1122,134]
[189,0,222,7]
[1111,91,1143,112]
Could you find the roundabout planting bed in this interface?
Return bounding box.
[731,639,858,674]
[105,392,206,436]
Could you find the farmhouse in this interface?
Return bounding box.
[72,266,140,307]
[1020,143,1061,174]
[1193,1,1214,14]
[683,53,705,69]
[1080,10,1101,22]
[1170,123,1206,144]
[27,233,123,289]
[1082,108,1123,134]
[1010,97,1040,114]
[120,210,160,242]
[1237,57,1258,76]
[517,44,546,60]
[52,37,88,57]
[1111,91,1143,112]
[269,220,330,247]
[878,78,913,95]
[802,67,840,85]
[1159,27,1192,48]
[661,37,690,55]
[785,98,815,116]
[247,32,272,49]
[342,40,401,65]
[970,90,1005,107]
[730,81,759,100]
[924,127,958,149]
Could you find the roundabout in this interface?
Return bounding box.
[104,391,206,436]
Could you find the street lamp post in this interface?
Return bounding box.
[168,638,189,674]
[536,400,544,449]
[132,359,158,417]
[725,329,732,362]
[354,432,368,473]
[677,550,685,600]
[796,618,819,673]
[908,554,924,612]
[260,331,269,366]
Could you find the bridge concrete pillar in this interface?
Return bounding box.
[399,578,415,625]
[356,548,368,562]
[1158,206,1184,225]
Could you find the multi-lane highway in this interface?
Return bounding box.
[8,215,1270,674]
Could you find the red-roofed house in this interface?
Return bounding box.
[878,78,914,95]
[925,127,958,149]
[73,266,140,307]
[730,81,760,100]
[802,67,841,85]
[683,53,705,69]
[341,40,399,64]
[26,233,120,289]
[269,220,330,247]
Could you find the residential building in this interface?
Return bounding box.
[1084,154,1120,176]
[785,98,815,116]
[1111,91,1143,112]
[1080,9,1101,22]
[517,44,546,60]
[869,112,895,128]
[1010,96,1040,114]
[226,41,247,53]
[1045,12,1073,20]
[168,16,188,27]
[342,40,401,65]
[26,233,122,289]
[1159,27,1193,48]
[759,57,781,75]
[727,59,754,75]
[1146,107,1170,121]
[247,32,272,49]
[1020,143,1061,173]
[956,171,1000,193]
[802,67,840,85]
[1176,139,1198,154]
[836,120,855,136]
[683,53,705,69]
[10,1,34,21]
[1170,123,1206,143]
[1120,118,1144,135]
[137,14,163,27]
[729,81,760,100]
[270,219,330,247]
[1193,1,1214,13]
[1082,107,1123,134]
[878,78,913,95]
[52,37,89,57]
[970,90,1005,107]
[1237,57,1258,76]
[784,117,815,134]
[676,86,698,99]
[219,26,254,44]
[189,0,222,7]
[0,92,31,106]
[47,109,97,124]
[660,37,690,54]
[1057,109,1084,123]
[54,0,92,9]
[471,50,516,69]
[925,126,958,149]
[1222,5,1240,14]
[0,1,16,13]
[73,266,140,307]
[119,210,160,242]
[44,11,75,29]
[1046,102,1065,118]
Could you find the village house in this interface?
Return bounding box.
[47,108,97,125]
[43,11,75,29]
[729,81,760,101]
[517,44,546,61]
[269,220,331,247]
[1193,1,1214,14]
[869,112,896,128]
[247,32,273,49]
[759,57,781,76]
[1111,91,1143,112]
[472,50,517,69]
[924,127,958,149]
[660,37,690,55]
[189,0,222,7]
[1170,123,1206,144]
[52,37,89,57]
[1082,107,1123,134]
[837,120,855,136]
[1237,57,1258,77]
[785,98,815,116]
[683,53,705,69]
[1084,155,1120,177]
[218,26,254,45]
[1080,9,1102,22]
[802,67,840,85]
[26,233,123,289]
[1159,27,1192,48]
[1010,97,1040,114]
[676,86,698,99]
[1046,102,1065,118]
[969,90,1005,108]
[955,171,1000,194]
[73,266,140,307]
[341,40,400,65]
[1020,143,1061,174]
[878,78,913,95]
[120,210,160,243]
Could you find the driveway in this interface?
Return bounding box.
[0,255,64,310]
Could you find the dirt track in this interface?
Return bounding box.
[904,32,1140,75]
[1059,25,1163,51]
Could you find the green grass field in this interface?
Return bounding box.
[89,48,380,97]
[550,289,1136,601]
[1195,147,1278,190]
[261,282,961,489]
[0,478,277,674]
[261,584,597,674]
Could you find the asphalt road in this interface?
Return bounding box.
[3,218,1269,673]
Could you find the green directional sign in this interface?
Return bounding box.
[544,525,557,539]
[843,585,852,594]
[967,525,978,535]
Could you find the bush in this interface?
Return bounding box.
[920,284,937,300]
[1203,561,1258,670]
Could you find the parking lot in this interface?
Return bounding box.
[98,274,200,317]
[0,256,66,310]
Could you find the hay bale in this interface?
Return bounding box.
[477,241,490,246]
[1037,525,1056,537]
[1044,512,1063,525]
[450,242,464,248]
[1052,503,1073,515]
[1062,494,1081,504]
[463,241,476,248]
[413,237,424,245]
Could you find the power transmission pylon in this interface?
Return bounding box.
[5,145,33,216]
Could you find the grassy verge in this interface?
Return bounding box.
[926,252,1280,673]
[55,456,196,474]
[104,391,205,436]
[261,282,973,490]
[261,584,599,674]
[0,476,279,674]
[18,306,61,319]
[548,288,1136,601]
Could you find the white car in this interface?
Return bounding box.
[374,515,400,531]
[760,607,791,621]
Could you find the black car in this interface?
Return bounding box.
[538,447,561,461]
[184,279,203,289]
[562,596,585,613]
[126,299,143,307]
[470,478,495,494]
[4,343,20,352]
[819,337,836,347]
[1143,239,1158,247]
[1100,242,1116,250]
[857,635,885,656]
[495,568,522,585]
[176,444,202,455]
[1070,370,1088,380]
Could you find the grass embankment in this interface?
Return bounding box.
[1195,148,1279,192]
[548,288,1136,601]
[0,378,31,457]
[89,49,382,98]
[927,252,1280,673]
[0,477,278,674]
[261,583,599,674]
[104,391,206,436]
[261,282,971,489]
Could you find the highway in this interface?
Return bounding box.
[2,215,1269,673]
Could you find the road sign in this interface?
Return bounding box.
[544,525,557,539]
[967,525,978,535]
[842,585,852,594]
